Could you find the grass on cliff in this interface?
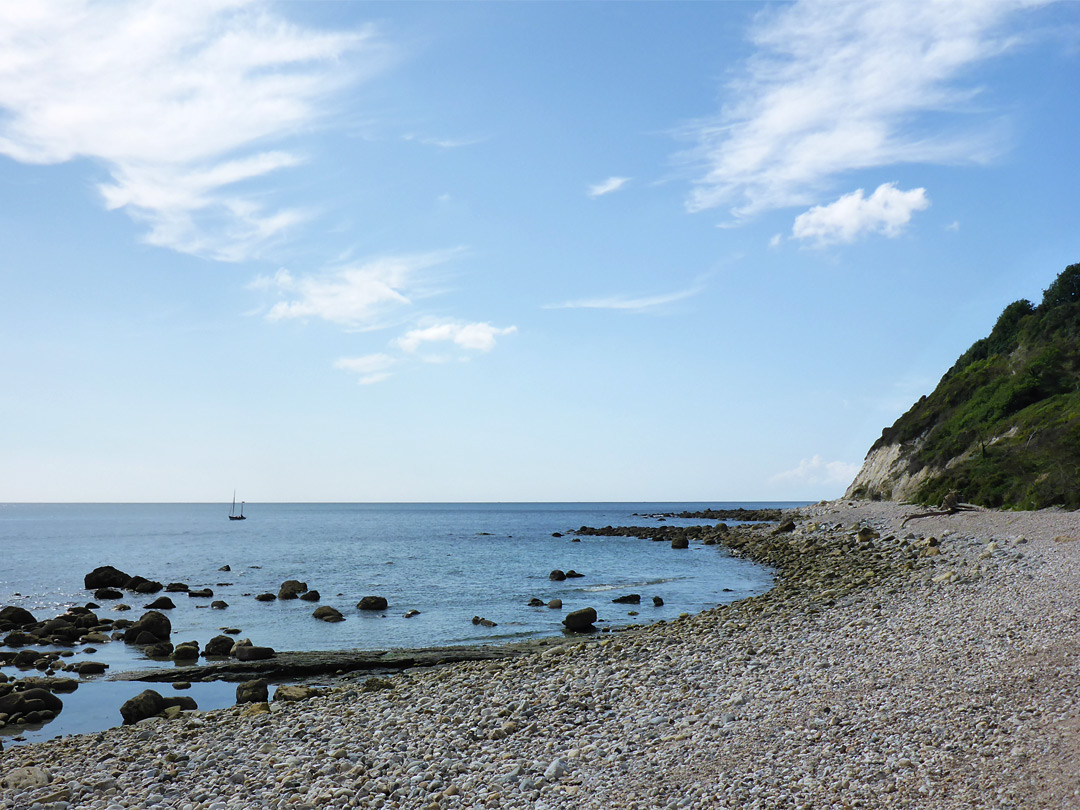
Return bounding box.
[865,263,1080,510]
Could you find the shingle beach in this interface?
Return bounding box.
[3,501,1079,809]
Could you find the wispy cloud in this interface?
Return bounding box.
[255,249,461,330]
[587,177,631,198]
[0,1,389,261]
[792,182,930,246]
[402,133,486,149]
[396,322,517,353]
[771,455,861,487]
[682,0,1043,220]
[546,281,704,313]
[333,353,398,385]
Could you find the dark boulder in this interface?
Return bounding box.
[144,642,174,658]
[95,587,125,601]
[124,575,150,592]
[357,596,388,611]
[204,635,234,656]
[0,687,64,716]
[211,600,229,610]
[84,566,130,590]
[73,661,107,676]
[0,606,37,628]
[120,689,165,724]
[234,645,274,661]
[652,596,664,607]
[278,580,308,600]
[612,594,641,604]
[124,611,171,645]
[236,679,269,704]
[188,588,213,598]
[171,644,199,661]
[299,590,320,602]
[671,536,689,550]
[565,570,584,578]
[562,607,597,632]
[313,606,344,622]
[527,598,544,607]
[549,570,566,581]
[134,580,164,594]
[161,695,197,712]
[144,597,175,610]
[165,583,189,593]
[255,593,277,602]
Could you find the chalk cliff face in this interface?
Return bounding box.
[845,262,1080,510]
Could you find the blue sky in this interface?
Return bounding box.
[1,0,1078,503]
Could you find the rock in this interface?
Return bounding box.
[255,593,277,602]
[240,702,270,716]
[1,766,52,789]
[0,688,63,717]
[547,598,562,609]
[234,645,274,661]
[357,596,388,611]
[362,677,394,692]
[204,635,235,656]
[527,598,545,607]
[0,606,37,628]
[857,526,879,542]
[652,596,664,606]
[671,536,689,549]
[93,587,123,600]
[313,606,344,622]
[774,520,797,534]
[278,580,308,600]
[73,661,107,676]
[144,596,175,610]
[403,609,421,618]
[273,685,325,702]
[612,594,641,604]
[171,644,199,661]
[299,590,320,602]
[552,532,563,537]
[172,681,191,689]
[562,607,597,632]
[124,611,171,644]
[219,564,231,571]
[133,580,164,594]
[120,689,165,724]
[188,588,213,598]
[565,570,584,578]
[544,759,568,780]
[549,570,566,581]
[144,642,174,658]
[211,600,229,609]
[84,566,130,590]
[164,582,189,592]
[236,679,269,704]
[161,695,197,712]
[80,631,110,644]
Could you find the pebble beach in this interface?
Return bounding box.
[3,501,1079,809]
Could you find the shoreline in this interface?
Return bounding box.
[3,501,1079,808]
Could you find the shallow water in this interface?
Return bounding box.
[0,501,794,743]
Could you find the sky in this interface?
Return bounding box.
[1,0,1078,503]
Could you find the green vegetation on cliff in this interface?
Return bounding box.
[866,263,1080,510]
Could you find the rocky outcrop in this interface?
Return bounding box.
[844,441,939,503]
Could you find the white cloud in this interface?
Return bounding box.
[792,182,930,246]
[334,353,397,384]
[587,177,630,197]
[769,233,783,249]
[946,220,961,231]
[259,249,460,330]
[546,281,704,313]
[682,0,1042,220]
[0,1,388,261]
[396,322,517,353]
[771,455,861,487]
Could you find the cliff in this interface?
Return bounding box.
[845,263,1080,510]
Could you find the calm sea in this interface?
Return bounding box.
[0,502,796,743]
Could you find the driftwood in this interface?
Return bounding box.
[900,491,980,526]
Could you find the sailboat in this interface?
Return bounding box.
[229,491,246,521]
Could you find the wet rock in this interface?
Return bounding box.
[171,644,199,661]
[120,689,164,724]
[219,564,231,571]
[0,607,37,628]
[562,607,597,632]
[188,588,213,598]
[144,597,175,610]
[124,611,171,644]
[549,570,566,581]
[274,685,326,702]
[612,594,641,604]
[547,599,562,609]
[255,593,277,602]
[133,580,164,594]
[73,661,107,676]
[299,589,320,602]
[652,596,664,606]
[403,609,421,618]
[84,566,130,590]
[236,679,269,704]
[278,580,308,600]
[671,536,689,549]
[211,600,229,609]
[144,642,174,658]
[204,635,235,656]
[565,570,584,578]
[0,688,64,717]
[93,587,123,600]
[357,596,388,611]
[164,582,189,593]
[235,645,275,662]
[527,598,545,607]
[313,606,344,622]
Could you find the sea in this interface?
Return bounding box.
[0,501,800,744]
